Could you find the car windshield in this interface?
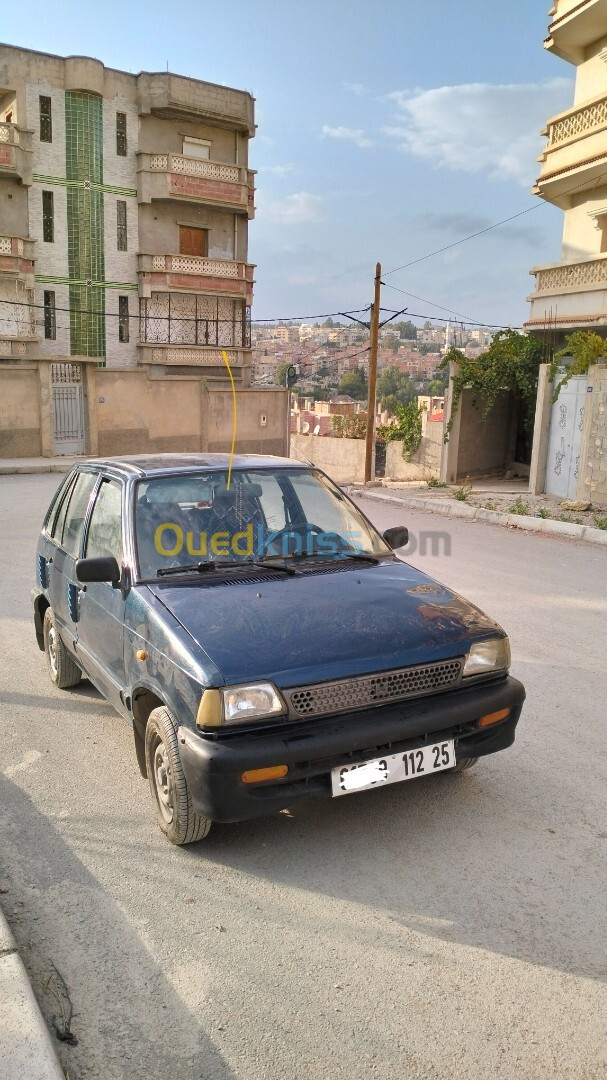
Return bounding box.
[134,468,390,578]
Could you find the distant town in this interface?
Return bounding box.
[252,318,495,434]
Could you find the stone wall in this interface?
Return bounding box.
[290,428,443,485]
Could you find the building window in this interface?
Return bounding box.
[116,112,127,156]
[116,200,127,251]
[179,225,208,256]
[43,291,56,340]
[182,136,210,160]
[42,191,54,242]
[39,96,52,142]
[118,296,129,342]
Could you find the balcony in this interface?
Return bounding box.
[535,92,607,206]
[138,344,250,370]
[138,153,255,217]
[0,236,35,285]
[138,254,254,304]
[526,253,607,331]
[137,72,254,134]
[545,0,607,63]
[0,123,33,184]
[0,335,38,359]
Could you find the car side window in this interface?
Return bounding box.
[86,480,123,563]
[62,472,98,557]
[49,473,77,542]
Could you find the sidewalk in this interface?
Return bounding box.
[0,906,64,1079]
[350,485,607,546]
[0,456,83,475]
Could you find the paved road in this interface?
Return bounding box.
[0,475,605,1080]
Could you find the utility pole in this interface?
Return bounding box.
[364,262,382,484]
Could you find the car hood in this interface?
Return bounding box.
[148,559,503,688]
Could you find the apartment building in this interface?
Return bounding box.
[527,1,607,342]
[0,44,255,386]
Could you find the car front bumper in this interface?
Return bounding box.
[178,675,525,823]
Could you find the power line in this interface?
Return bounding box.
[383,168,607,279]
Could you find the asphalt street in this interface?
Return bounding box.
[0,474,605,1080]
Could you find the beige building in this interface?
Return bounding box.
[0,44,290,458]
[527,1,607,342]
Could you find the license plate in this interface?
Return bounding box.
[331,739,455,797]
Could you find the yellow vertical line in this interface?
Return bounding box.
[222,350,237,490]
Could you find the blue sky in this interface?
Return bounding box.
[3,0,574,327]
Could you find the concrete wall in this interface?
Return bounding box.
[441,363,517,483]
[0,362,288,459]
[578,364,607,504]
[0,364,42,455]
[454,389,516,478]
[206,388,287,455]
[138,202,243,260]
[290,435,366,483]
[290,429,443,485]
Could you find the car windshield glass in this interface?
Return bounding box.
[134,468,390,578]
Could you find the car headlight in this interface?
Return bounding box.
[462,637,510,678]
[197,682,287,728]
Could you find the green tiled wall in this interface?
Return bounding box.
[65,91,106,360]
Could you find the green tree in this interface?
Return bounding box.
[276,362,291,386]
[377,366,414,407]
[397,320,418,340]
[338,367,368,400]
[440,330,543,443]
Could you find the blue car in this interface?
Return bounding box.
[33,454,525,845]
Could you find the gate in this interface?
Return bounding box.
[374,441,386,478]
[545,374,587,501]
[51,363,85,455]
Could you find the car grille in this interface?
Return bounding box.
[284,658,463,720]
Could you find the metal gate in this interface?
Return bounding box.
[51,363,85,455]
[545,374,587,501]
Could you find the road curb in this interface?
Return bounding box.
[0,464,73,475]
[350,488,607,546]
[0,907,64,1080]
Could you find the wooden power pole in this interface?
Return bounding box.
[364,262,382,484]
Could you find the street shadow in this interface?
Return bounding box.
[190,661,606,986]
[0,771,236,1080]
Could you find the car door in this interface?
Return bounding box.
[47,470,99,650]
[75,476,126,711]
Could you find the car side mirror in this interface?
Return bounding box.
[76,556,121,586]
[383,526,409,550]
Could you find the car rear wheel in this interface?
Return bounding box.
[43,607,81,689]
[449,756,479,773]
[145,705,212,845]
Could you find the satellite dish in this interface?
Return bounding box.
[302,420,310,433]
[313,424,320,435]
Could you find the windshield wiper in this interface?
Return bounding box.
[156,560,295,578]
[258,550,380,565]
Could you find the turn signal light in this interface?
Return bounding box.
[241,765,289,784]
[478,708,510,728]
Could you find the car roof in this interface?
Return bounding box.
[75,453,311,479]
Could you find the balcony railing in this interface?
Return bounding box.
[546,94,607,147]
[138,253,254,302]
[140,345,248,367]
[0,235,35,281]
[138,152,255,217]
[545,0,607,61]
[531,255,607,293]
[0,336,38,359]
[0,123,32,183]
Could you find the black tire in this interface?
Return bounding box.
[145,705,212,845]
[449,756,479,773]
[43,607,81,689]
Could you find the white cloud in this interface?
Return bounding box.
[257,164,295,176]
[256,191,324,225]
[321,125,373,150]
[342,81,366,97]
[382,78,573,186]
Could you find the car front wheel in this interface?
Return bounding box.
[43,607,81,689]
[145,705,212,845]
[449,756,479,773]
